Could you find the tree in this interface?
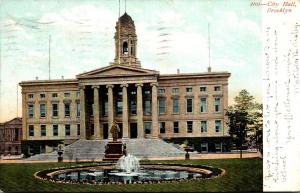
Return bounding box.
[226,90,262,158]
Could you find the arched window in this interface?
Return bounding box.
[123,42,128,54]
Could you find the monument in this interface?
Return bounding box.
[103,121,124,161]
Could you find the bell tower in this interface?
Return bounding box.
[113,12,141,67]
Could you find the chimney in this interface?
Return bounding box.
[177,69,180,74]
[208,66,211,72]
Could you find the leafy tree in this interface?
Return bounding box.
[226,90,262,158]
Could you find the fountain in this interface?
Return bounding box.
[116,154,140,173]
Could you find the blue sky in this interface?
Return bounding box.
[0,0,262,122]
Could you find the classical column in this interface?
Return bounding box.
[106,84,114,139]
[121,84,129,139]
[79,85,86,139]
[151,83,159,138]
[136,83,144,138]
[92,85,101,139]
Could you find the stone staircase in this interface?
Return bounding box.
[26,138,186,161]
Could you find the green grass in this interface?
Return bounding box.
[0,158,262,192]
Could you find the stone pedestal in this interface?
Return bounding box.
[103,142,123,161]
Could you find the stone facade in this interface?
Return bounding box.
[0,117,22,155]
[19,13,230,154]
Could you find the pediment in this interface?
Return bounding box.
[77,65,158,79]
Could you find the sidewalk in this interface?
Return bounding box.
[0,152,261,164]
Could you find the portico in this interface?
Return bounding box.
[77,65,159,140]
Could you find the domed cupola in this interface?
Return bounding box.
[114,12,141,67]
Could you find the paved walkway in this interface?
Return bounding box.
[0,152,261,164]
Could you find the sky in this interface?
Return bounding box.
[0,0,262,122]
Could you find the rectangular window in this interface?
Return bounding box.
[214,86,221,91]
[144,100,151,115]
[29,125,34,136]
[186,98,193,113]
[158,88,165,94]
[52,93,58,98]
[52,103,58,117]
[28,94,34,99]
[40,103,46,118]
[215,143,222,152]
[91,124,94,135]
[173,122,179,133]
[201,121,207,132]
[64,92,70,97]
[28,104,34,118]
[187,121,193,133]
[117,101,123,115]
[53,125,58,136]
[186,87,193,93]
[201,143,208,152]
[40,93,46,98]
[200,98,207,113]
[77,124,80,136]
[144,122,152,135]
[172,88,179,94]
[65,124,70,136]
[91,103,94,116]
[104,101,108,116]
[64,103,70,117]
[41,125,46,136]
[159,99,166,114]
[215,120,222,132]
[173,98,179,114]
[200,86,207,92]
[76,102,80,117]
[76,91,80,97]
[214,97,221,112]
[159,122,165,133]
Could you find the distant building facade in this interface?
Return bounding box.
[19,13,230,155]
[0,117,22,156]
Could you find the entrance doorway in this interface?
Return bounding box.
[130,123,137,138]
[103,124,108,139]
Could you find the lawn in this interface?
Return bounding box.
[0,158,262,192]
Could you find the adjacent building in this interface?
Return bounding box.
[0,117,22,156]
[19,13,230,155]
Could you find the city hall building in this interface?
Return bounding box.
[20,13,230,155]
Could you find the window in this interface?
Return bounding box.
[65,124,70,136]
[215,143,222,152]
[215,120,222,132]
[64,92,70,97]
[76,102,80,117]
[159,122,165,133]
[104,101,108,116]
[186,98,193,113]
[187,121,193,133]
[214,97,221,112]
[123,41,128,54]
[201,143,208,152]
[53,125,58,136]
[130,91,137,115]
[200,86,207,92]
[76,91,80,97]
[52,103,58,117]
[91,124,94,135]
[29,125,34,136]
[40,103,46,118]
[77,124,80,136]
[200,98,207,113]
[41,125,46,136]
[186,87,193,93]
[144,100,151,115]
[159,99,166,114]
[173,122,179,133]
[117,100,123,115]
[28,94,34,99]
[52,93,58,98]
[144,122,152,135]
[158,88,165,94]
[172,88,179,94]
[201,121,207,132]
[28,104,34,118]
[40,93,46,98]
[214,86,221,91]
[173,98,179,114]
[64,103,70,117]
